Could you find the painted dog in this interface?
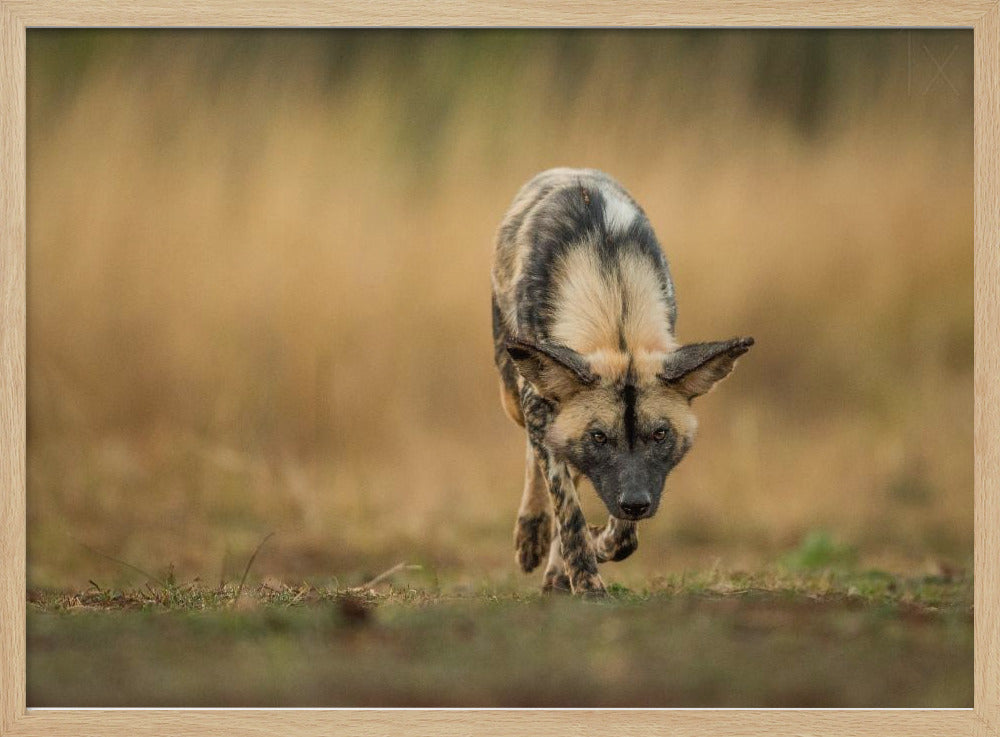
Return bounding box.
[492,168,753,595]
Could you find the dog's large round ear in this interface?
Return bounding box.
[506,339,596,401]
[658,337,754,400]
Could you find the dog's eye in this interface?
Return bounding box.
[590,430,607,445]
[652,427,668,442]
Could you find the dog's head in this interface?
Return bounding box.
[507,336,753,520]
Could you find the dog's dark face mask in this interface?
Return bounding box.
[508,336,754,519]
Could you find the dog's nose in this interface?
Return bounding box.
[619,499,650,518]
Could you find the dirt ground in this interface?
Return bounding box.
[27,570,973,707]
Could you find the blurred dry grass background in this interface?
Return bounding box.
[26,29,973,590]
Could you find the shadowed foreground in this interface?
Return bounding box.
[27,571,972,708]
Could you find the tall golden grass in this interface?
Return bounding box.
[25,30,973,588]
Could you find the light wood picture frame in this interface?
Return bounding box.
[1,2,997,735]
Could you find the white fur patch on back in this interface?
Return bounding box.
[618,250,676,355]
[550,245,677,382]
[600,185,638,235]
[550,245,619,355]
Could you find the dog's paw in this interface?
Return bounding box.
[541,569,571,594]
[570,571,607,598]
[607,528,638,562]
[589,521,638,563]
[514,513,552,573]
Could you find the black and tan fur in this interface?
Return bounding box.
[492,168,753,596]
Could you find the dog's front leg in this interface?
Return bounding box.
[540,454,605,597]
[520,385,603,596]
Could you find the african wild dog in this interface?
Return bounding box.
[492,168,753,596]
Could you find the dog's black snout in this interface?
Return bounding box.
[619,498,650,518]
